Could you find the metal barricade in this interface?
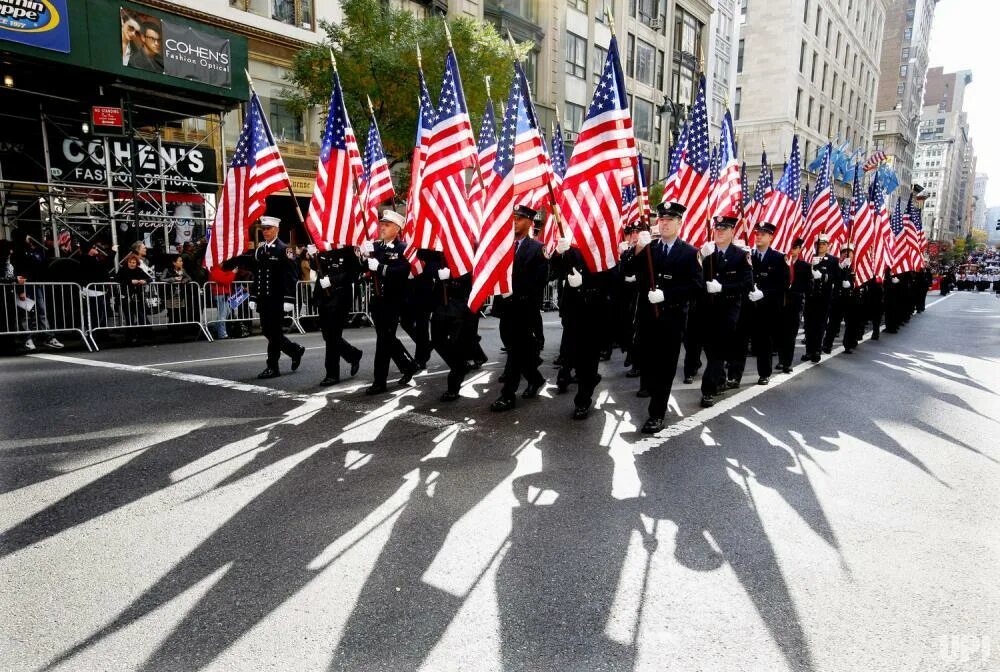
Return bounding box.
[85,281,212,349]
[348,278,372,327]
[1,282,94,351]
[293,280,317,334]
[202,280,259,339]
[542,280,559,311]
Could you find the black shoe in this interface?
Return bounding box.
[556,378,570,394]
[780,365,793,374]
[414,361,427,372]
[800,354,812,362]
[365,382,387,395]
[626,368,641,378]
[640,417,664,434]
[810,354,821,363]
[291,346,305,371]
[491,397,515,412]
[844,348,854,354]
[871,333,880,341]
[471,356,488,369]
[440,390,460,402]
[757,377,769,385]
[349,355,362,377]
[726,379,740,389]
[257,368,280,379]
[320,376,340,386]
[700,395,715,408]
[683,376,694,384]
[572,406,590,420]
[636,388,650,398]
[821,346,832,355]
[522,382,543,399]
[398,366,416,386]
[552,356,565,367]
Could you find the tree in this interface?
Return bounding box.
[648,181,665,209]
[283,0,529,181]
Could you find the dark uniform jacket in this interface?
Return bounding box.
[704,244,754,301]
[626,238,703,317]
[369,238,411,303]
[809,253,841,299]
[750,247,790,299]
[312,247,361,311]
[495,236,548,317]
[251,239,297,303]
[552,247,613,313]
[787,258,813,295]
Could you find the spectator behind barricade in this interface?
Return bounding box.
[1,239,22,353]
[181,240,208,284]
[11,230,63,350]
[208,263,235,339]
[117,253,152,338]
[128,241,156,280]
[160,254,194,335]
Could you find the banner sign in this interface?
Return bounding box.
[120,6,231,88]
[48,135,218,193]
[0,0,70,52]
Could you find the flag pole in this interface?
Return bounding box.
[244,69,315,248]
[505,30,565,238]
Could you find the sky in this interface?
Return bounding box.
[926,0,1000,205]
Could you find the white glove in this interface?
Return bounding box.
[748,287,764,302]
[636,231,652,250]
[811,269,822,280]
[556,236,572,254]
[282,302,294,313]
[501,291,513,298]
[648,288,665,304]
[567,269,583,288]
[618,241,630,253]
[840,259,850,269]
[706,279,722,294]
[811,257,821,266]
[841,280,851,288]
[700,241,716,257]
[361,240,375,255]
[367,258,380,272]
[319,276,332,289]
[438,268,451,281]
[624,275,637,284]
[306,244,318,255]
[891,277,900,284]
[248,300,256,312]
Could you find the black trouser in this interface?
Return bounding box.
[683,300,704,378]
[500,307,544,400]
[639,308,685,420]
[319,304,361,378]
[371,301,414,385]
[700,299,740,397]
[778,293,804,368]
[432,307,478,393]
[843,298,863,350]
[399,303,432,366]
[884,283,902,331]
[822,296,846,351]
[559,300,606,409]
[803,295,831,356]
[914,283,928,312]
[259,299,300,370]
[864,285,883,338]
[726,299,754,383]
[750,296,781,378]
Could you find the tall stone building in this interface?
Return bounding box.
[972,173,988,233]
[871,0,938,198]
[707,0,739,135]
[735,0,887,194]
[912,67,973,241]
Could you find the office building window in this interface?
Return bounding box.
[825,19,831,48]
[740,0,747,17]
[815,7,821,36]
[818,104,824,131]
[656,49,666,90]
[738,39,745,73]
[568,0,588,11]
[811,51,817,82]
[807,96,814,127]
[627,33,635,77]
[796,87,803,120]
[231,0,315,29]
[799,40,807,72]
[593,45,608,85]
[674,7,702,56]
[566,32,587,79]
[269,99,304,142]
[899,64,908,77]
[822,63,828,92]
[633,97,654,141]
[635,38,655,85]
[564,102,586,133]
[734,87,742,120]
[803,0,809,24]
[876,119,886,131]
[835,32,841,59]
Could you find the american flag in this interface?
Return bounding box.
[557,35,635,273]
[551,120,569,179]
[676,76,711,248]
[403,69,439,250]
[304,70,365,250]
[661,121,688,203]
[743,152,772,235]
[764,134,803,254]
[706,144,719,217]
[869,173,892,280]
[902,195,921,270]
[468,99,498,236]
[538,120,569,255]
[911,201,927,269]
[802,144,844,261]
[713,110,741,218]
[360,107,396,240]
[849,165,878,285]
[419,50,479,276]
[206,93,291,269]
[622,152,649,227]
[469,61,549,311]
[740,161,751,212]
[863,150,887,172]
[889,198,913,274]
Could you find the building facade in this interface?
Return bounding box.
[870,0,938,198]
[972,173,987,233]
[735,0,887,196]
[913,67,972,240]
[707,0,739,136]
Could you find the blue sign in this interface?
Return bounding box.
[0,0,70,53]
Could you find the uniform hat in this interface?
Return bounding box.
[513,204,538,220]
[712,204,739,229]
[791,237,806,249]
[816,233,830,244]
[623,224,637,234]
[656,200,687,218]
[842,242,855,251]
[756,222,777,235]
[259,216,280,228]
[379,209,405,227]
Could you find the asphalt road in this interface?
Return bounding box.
[1,290,998,672]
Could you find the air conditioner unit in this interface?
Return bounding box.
[563,130,579,141]
[649,19,662,30]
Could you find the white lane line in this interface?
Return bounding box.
[27,352,457,430]
[146,345,326,368]
[630,292,953,454]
